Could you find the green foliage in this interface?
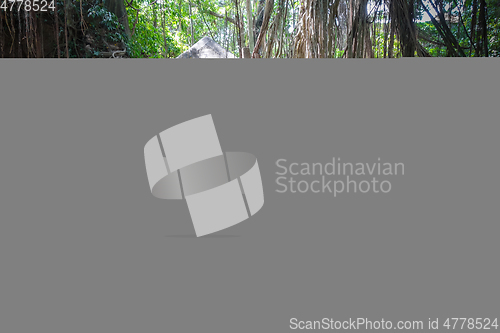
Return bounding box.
[416,0,500,57]
[124,0,242,57]
[126,3,181,58]
[88,3,128,44]
[50,0,129,57]
[417,21,447,57]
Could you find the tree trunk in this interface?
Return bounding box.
[252,0,274,57]
[234,0,244,56]
[162,0,168,57]
[246,0,255,50]
[266,0,286,57]
[104,0,131,38]
[153,2,157,28]
[189,1,194,45]
[470,0,478,55]
[0,12,4,57]
[383,3,388,58]
[419,0,465,56]
[388,19,395,57]
[64,0,70,58]
[478,0,488,56]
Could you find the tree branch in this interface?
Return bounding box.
[207,11,240,27]
[252,0,274,57]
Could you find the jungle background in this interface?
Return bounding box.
[0,0,498,58]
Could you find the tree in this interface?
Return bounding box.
[105,0,131,37]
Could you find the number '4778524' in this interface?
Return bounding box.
[1,0,55,12]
